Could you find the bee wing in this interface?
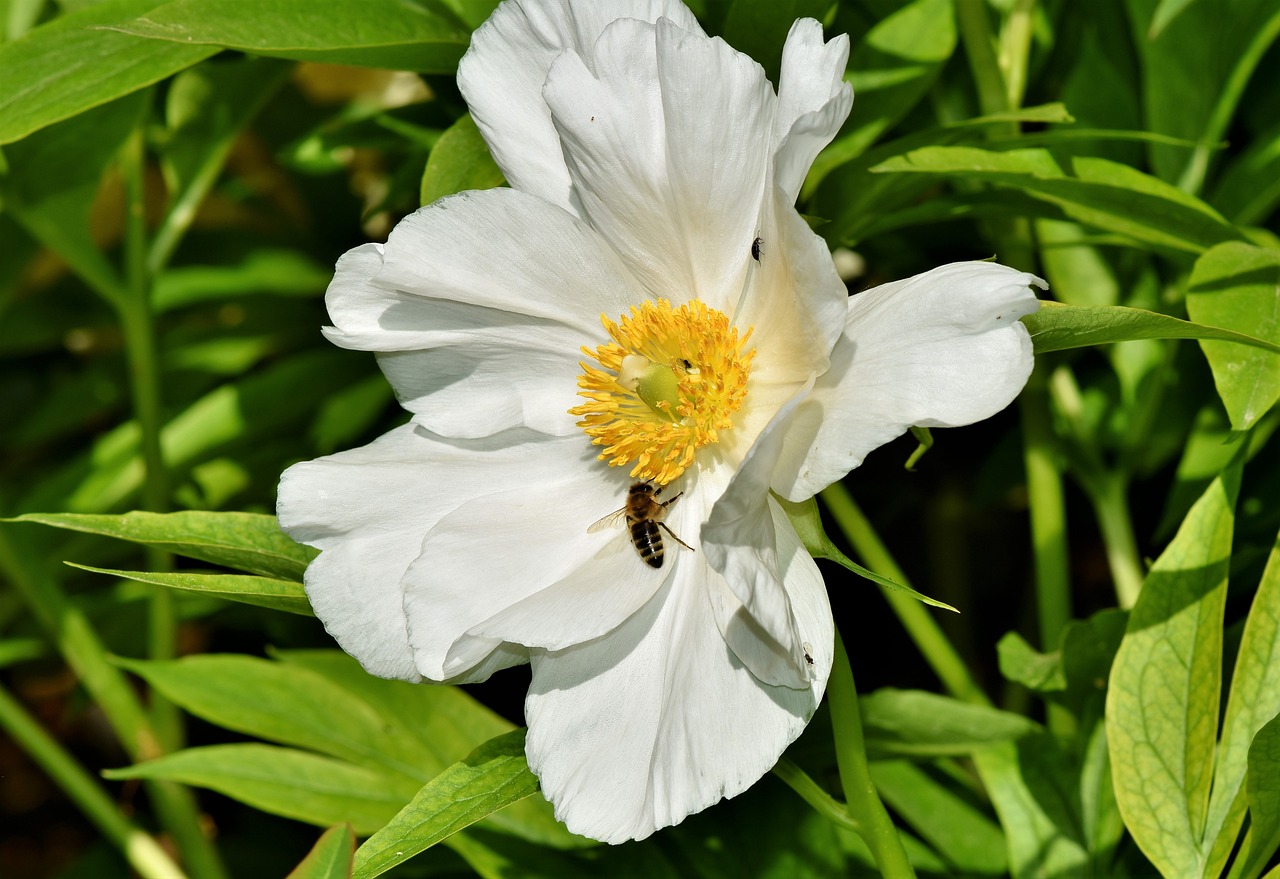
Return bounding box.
[587,507,628,533]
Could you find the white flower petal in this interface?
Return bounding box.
[525,558,829,843]
[542,17,774,309]
[401,442,630,680]
[773,19,853,202]
[774,261,1044,500]
[324,189,651,436]
[459,0,702,213]
[703,381,814,688]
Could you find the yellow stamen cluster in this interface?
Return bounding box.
[570,299,754,485]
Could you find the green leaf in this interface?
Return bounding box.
[860,688,1038,758]
[286,825,356,879]
[352,730,541,879]
[69,563,311,615]
[870,760,1007,875]
[777,496,958,611]
[0,0,217,145]
[1106,459,1241,878]
[1187,242,1280,430]
[1147,0,1199,37]
[1023,301,1280,355]
[996,631,1066,693]
[105,0,472,72]
[8,510,315,579]
[1204,531,1280,875]
[720,0,831,84]
[153,249,332,312]
[106,744,415,835]
[1240,712,1280,879]
[807,0,956,186]
[872,146,1244,253]
[419,113,505,206]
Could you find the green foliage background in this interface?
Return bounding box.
[1,0,1279,877]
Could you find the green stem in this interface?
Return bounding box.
[0,683,188,879]
[830,629,916,878]
[1089,474,1144,609]
[956,0,1010,117]
[772,758,860,833]
[820,482,991,707]
[997,0,1037,112]
[0,525,228,879]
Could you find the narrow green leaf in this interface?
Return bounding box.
[106,744,414,835]
[870,760,1007,875]
[8,511,315,580]
[105,0,471,72]
[153,249,331,312]
[1204,532,1280,875]
[1240,712,1280,879]
[860,688,1038,758]
[286,825,356,879]
[1023,301,1280,355]
[1147,0,1199,37]
[1106,461,1241,877]
[68,563,311,615]
[0,0,216,145]
[419,113,505,207]
[1187,242,1280,430]
[352,730,541,879]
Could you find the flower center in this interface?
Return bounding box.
[570,299,754,485]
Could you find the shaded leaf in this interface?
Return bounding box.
[286,825,356,879]
[1241,712,1280,879]
[860,688,1037,758]
[420,113,505,206]
[69,563,311,615]
[997,632,1065,693]
[1023,301,1280,355]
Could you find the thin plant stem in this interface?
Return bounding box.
[0,683,188,879]
[0,528,227,879]
[1090,473,1145,609]
[830,628,917,878]
[998,0,1037,111]
[956,0,1009,117]
[820,482,991,707]
[772,758,860,833]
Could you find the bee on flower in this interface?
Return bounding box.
[277,0,1043,844]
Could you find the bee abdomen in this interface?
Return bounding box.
[630,520,664,568]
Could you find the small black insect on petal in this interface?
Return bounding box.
[750,236,762,261]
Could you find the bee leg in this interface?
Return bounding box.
[660,491,683,508]
[659,521,694,552]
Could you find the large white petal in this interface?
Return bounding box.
[402,443,637,680]
[524,555,830,843]
[773,19,852,202]
[323,189,651,437]
[542,17,774,311]
[458,0,702,214]
[278,424,547,681]
[773,261,1045,501]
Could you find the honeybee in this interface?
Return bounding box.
[589,482,693,568]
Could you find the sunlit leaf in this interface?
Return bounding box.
[420,113,505,206]
[860,688,1037,758]
[286,825,356,879]
[69,563,311,615]
[1240,711,1280,879]
[1023,301,1280,355]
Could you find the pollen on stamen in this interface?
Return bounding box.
[569,299,754,485]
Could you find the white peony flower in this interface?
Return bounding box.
[276,0,1044,844]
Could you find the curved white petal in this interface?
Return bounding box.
[542,16,774,310]
[459,0,703,213]
[524,555,830,843]
[773,20,853,202]
[774,262,1045,501]
[402,444,635,680]
[324,189,651,436]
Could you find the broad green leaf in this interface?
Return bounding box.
[1106,460,1241,878]
[1023,301,1280,355]
[860,688,1037,758]
[153,249,332,312]
[0,0,216,144]
[808,0,955,185]
[273,650,587,851]
[870,760,1007,875]
[972,738,1089,878]
[720,0,831,84]
[1240,712,1280,879]
[9,511,314,579]
[1204,532,1280,875]
[996,632,1065,693]
[69,564,311,615]
[419,113,505,206]
[0,92,147,305]
[105,0,471,72]
[286,825,356,879]
[106,744,415,835]
[437,0,501,29]
[1187,242,1280,430]
[873,146,1244,253]
[353,730,541,879]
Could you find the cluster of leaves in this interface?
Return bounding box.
[0,0,1278,877]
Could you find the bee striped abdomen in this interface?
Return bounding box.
[629,519,665,568]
